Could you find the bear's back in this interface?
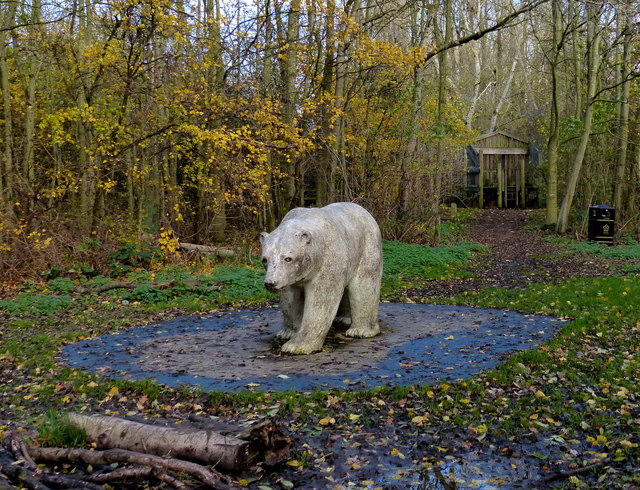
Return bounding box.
[280,202,379,244]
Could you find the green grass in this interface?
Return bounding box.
[570,239,640,259]
[2,234,640,486]
[548,237,640,272]
[0,293,73,317]
[381,240,485,296]
[0,241,485,316]
[38,410,87,448]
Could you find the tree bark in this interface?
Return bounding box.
[557,3,602,233]
[545,0,563,226]
[29,446,233,489]
[397,0,428,219]
[434,0,452,213]
[0,0,17,210]
[177,241,234,256]
[66,413,255,470]
[22,0,41,192]
[198,0,226,243]
[283,0,300,209]
[316,0,336,207]
[488,56,517,133]
[612,6,631,217]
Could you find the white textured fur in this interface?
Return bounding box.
[260,203,382,354]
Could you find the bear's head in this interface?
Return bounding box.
[260,228,315,291]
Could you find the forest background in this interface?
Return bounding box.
[0,0,638,279]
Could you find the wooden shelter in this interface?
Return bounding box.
[466,132,536,208]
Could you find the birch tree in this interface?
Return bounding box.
[612,2,632,218]
[544,0,563,226]
[557,2,604,233]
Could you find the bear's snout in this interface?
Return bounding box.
[264,280,280,292]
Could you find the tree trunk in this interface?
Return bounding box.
[397,0,427,219]
[64,413,292,471]
[612,7,631,218]
[434,0,452,213]
[199,0,226,242]
[569,2,583,118]
[545,0,562,226]
[557,3,602,233]
[78,117,97,236]
[333,37,347,202]
[22,0,41,193]
[464,33,482,129]
[316,0,336,207]
[282,0,300,209]
[260,0,277,229]
[76,1,97,237]
[29,447,233,489]
[488,56,517,133]
[0,0,17,210]
[397,67,422,220]
[178,241,234,256]
[67,413,256,470]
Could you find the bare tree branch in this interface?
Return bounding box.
[420,0,551,64]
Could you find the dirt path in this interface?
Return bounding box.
[409,209,616,298]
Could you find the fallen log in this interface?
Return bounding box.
[65,414,291,471]
[29,447,232,489]
[37,473,105,490]
[0,445,51,490]
[178,242,234,257]
[74,279,222,294]
[185,416,293,466]
[67,413,251,470]
[5,432,105,490]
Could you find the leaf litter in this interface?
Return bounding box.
[2,209,640,488]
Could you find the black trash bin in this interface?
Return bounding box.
[588,205,615,244]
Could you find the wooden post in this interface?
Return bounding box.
[520,155,526,208]
[478,150,484,208]
[497,155,503,208]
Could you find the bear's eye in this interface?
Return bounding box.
[261,258,268,266]
[284,257,293,263]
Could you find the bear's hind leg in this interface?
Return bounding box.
[344,276,380,338]
[333,292,352,326]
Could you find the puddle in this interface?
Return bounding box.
[60,303,566,392]
[315,436,562,489]
[380,459,530,489]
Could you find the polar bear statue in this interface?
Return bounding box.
[260,202,383,354]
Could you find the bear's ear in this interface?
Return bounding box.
[299,231,312,245]
[259,232,269,245]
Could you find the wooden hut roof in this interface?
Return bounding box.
[473,131,529,154]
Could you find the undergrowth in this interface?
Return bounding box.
[38,410,87,448]
[382,240,485,295]
[551,237,640,265]
[2,231,640,486]
[0,241,484,316]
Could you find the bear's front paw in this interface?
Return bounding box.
[345,324,380,338]
[280,339,322,354]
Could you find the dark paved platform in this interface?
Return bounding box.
[61,303,566,392]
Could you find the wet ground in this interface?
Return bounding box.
[61,303,565,392]
[54,210,633,488]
